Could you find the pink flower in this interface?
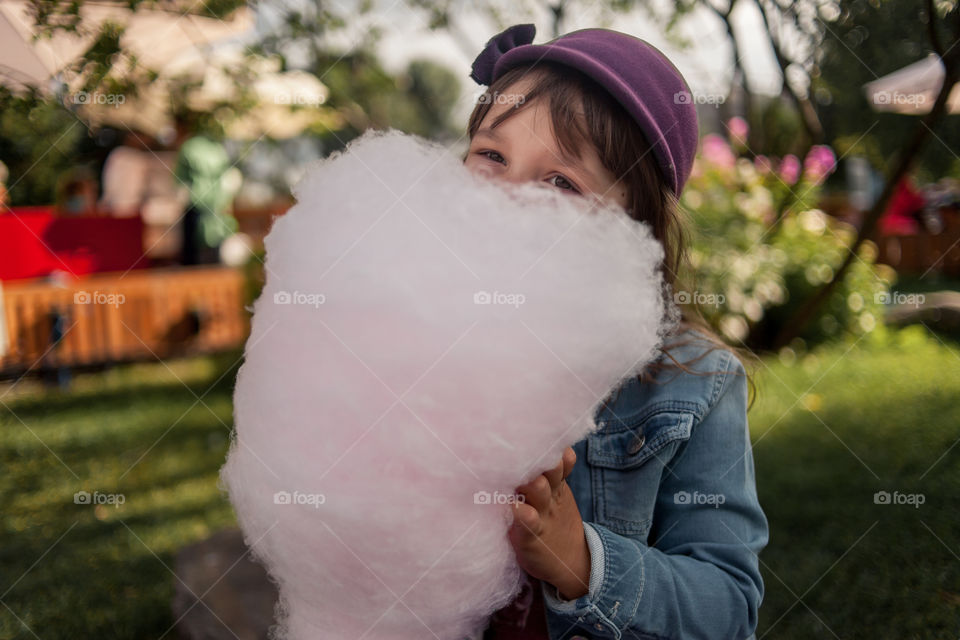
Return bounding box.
[701,134,736,169]
[779,154,801,185]
[803,145,837,184]
[728,117,749,147]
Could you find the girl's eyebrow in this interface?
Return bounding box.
[474,127,503,142]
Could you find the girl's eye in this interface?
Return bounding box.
[478,150,505,164]
[549,175,581,194]
[474,150,581,194]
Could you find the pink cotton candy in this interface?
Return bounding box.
[220,128,675,640]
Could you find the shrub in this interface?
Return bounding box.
[678,120,895,352]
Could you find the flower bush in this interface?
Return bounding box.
[678,120,895,352]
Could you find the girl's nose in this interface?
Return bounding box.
[465,158,544,190]
[497,163,540,185]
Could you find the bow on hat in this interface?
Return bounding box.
[469,23,536,86]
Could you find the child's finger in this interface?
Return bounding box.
[510,502,543,540]
[542,457,565,492]
[516,474,551,513]
[562,446,577,479]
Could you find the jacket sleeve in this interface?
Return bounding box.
[541,350,768,640]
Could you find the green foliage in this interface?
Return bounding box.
[252,1,461,143]
[68,20,128,93]
[29,0,249,34]
[680,127,895,351]
[402,59,462,138]
[190,0,249,20]
[753,96,808,158]
[0,352,241,639]
[0,87,89,206]
[310,49,462,143]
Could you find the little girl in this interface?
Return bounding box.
[461,24,768,640]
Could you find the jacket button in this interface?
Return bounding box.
[594,623,605,630]
[628,434,646,454]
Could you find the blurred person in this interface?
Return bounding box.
[99,130,155,217]
[55,166,99,216]
[172,112,238,265]
[880,173,924,236]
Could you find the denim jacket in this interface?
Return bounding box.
[537,327,768,640]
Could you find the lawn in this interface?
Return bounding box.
[0,325,957,638]
[748,325,960,638]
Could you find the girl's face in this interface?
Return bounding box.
[464,78,628,210]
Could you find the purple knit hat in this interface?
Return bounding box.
[469,23,699,196]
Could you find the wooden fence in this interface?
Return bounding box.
[869,208,960,276]
[0,266,249,378]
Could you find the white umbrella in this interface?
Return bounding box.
[863,53,960,115]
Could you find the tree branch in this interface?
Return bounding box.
[752,0,824,143]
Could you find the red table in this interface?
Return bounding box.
[0,207,150,281]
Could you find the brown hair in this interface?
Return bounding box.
[463,61,759,410]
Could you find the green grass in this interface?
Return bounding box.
[1,327,958,638]
[0,352,242,639]
[750,325,960,638]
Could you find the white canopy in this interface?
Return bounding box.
[0,0,254,92]
[863,53,960,115]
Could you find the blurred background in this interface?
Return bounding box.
[1,0,959,638]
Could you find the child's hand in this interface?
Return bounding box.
[509,446,591,601]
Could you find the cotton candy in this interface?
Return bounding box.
[220,128,676,640]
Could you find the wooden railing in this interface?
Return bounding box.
[820,194,960,277]
[0,266,249,378]
[869,208,960,276]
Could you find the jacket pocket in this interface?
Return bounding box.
[586,410,696,537]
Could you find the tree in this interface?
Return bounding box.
[629,0,828,145]
[773,0,960,349]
